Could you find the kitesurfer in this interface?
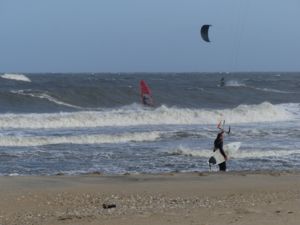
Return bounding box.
[213,121,231,171]
[220,77,225,87]
[214,131,227,171]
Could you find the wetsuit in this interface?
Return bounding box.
[214,136,227,171]
[142,95,153,106]
[220,77,225,87]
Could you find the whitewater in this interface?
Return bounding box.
[0,72,300,175]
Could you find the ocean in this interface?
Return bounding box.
[0,72,300,175]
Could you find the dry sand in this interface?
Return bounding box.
[0,171,300,225]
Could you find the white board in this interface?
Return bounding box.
[208,142,241,165]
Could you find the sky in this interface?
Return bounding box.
[0,0,300,73]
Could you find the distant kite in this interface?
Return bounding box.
[200,25,212,42]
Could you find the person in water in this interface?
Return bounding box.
[214,124,230,171]
[142,94,153,106]
[220,77,225,87]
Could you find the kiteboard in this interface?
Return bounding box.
[140,80,154,106]
[208,142,241,166]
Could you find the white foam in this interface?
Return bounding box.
[236,150,300,159]
[0,102,296,129]
[282,103,300,118]
[225,80,246,87]
[253,87,294,94]
[8,173,20,176]
[169,146,300,159]
[225,80,293,94]
[170,145,212,157]
[0,131,161,147]
[1,73,31,82]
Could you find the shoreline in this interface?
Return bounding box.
[1,171,300,225]
[3,169,300,178]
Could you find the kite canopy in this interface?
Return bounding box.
[200,25,211,42]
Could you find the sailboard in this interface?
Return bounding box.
[208,142,241,166]
[140,80,154,106]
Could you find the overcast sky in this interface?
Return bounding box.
[1,0,300,73]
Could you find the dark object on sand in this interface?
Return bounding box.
[103,203,116,209]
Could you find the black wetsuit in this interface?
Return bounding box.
[214,137,227,171]
[142,95,152,106]
[220,77,225,87]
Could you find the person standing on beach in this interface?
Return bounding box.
[214,122,230,171]
[214,131,227,171]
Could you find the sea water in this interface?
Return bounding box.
[0,72,300,175]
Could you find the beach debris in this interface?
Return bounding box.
[90,171,102,175]
[55,172,64,176]
[58,215,74,221]
[102,203,116,209]
[198,172,207,176]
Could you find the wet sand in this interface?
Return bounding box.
[0,171,300,225]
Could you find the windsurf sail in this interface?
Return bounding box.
[200,25,211,42]
[140,80,154,106]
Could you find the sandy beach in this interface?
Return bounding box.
[0,171,299,225]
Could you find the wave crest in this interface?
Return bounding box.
[1,73,31,82]
[0,131,161,147]
[0,102,296,129]
[168,146,300,159]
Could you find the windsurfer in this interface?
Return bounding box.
[140,80,154,107]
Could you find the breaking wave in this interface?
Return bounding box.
[253,87,294,94]
[169,146,300,159]
[0,102,296,129]
[0,131,161,147]
[1,73,31,82]
[224,80,246,87]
